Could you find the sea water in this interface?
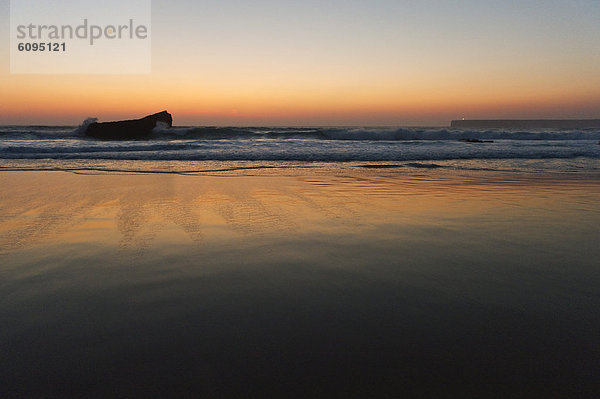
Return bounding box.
[0,125,599,173]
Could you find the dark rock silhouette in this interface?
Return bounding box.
[85,111,172,139]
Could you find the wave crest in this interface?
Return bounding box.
[73,118,98,136]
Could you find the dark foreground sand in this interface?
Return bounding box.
[1,169,599,397]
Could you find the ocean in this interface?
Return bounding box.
[1,124,599,397]
[1,124,599,173]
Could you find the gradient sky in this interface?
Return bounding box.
[1,0,599,126]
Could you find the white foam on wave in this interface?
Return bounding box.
[73,118,98,136]
[3,124,598,141]
[1,138,598,162]
[320,128,600,141]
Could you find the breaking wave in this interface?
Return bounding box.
[1,124,599,141]
[0,124,599,163]
[150,126,600,141]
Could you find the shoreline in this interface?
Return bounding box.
[1,157,599,177]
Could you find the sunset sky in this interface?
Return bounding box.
[1,0,599,126]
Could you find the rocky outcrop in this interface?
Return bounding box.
[85,111,172,139]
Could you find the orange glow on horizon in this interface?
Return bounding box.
[2,71,599,126]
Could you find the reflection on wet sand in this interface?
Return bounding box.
[0,172,359,254]
[0,173,304,254]
[2,169,600,398]
[1,170,598,256]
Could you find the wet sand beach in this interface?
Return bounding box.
[1,167,599,397]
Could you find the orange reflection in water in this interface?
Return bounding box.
[0,170,598,256]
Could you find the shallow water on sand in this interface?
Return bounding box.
[1,167,599,397]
